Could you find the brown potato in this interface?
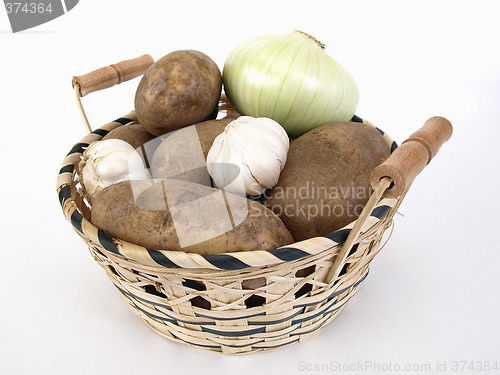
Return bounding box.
[90,179,293,254]
[102,124,155,150]
[134,50,222,136]
[262,122,391,241]
[150,118,233,185]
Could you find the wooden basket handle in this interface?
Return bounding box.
[72,54,154,133]
[72,54,153,97]
[370,116,453,198]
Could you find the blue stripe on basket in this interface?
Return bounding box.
[202,325,266,337]
[147,250,180,268]
[203,254,251,270]
[120,285,266,329]
[150,306,218,327]
[70,210,83,234]
[129,301,178,325]
[115,285,174,312]
[59,165,74,174]
[58,185,71,206]
[114,117,135,125]
[291,275,369,326]
[247,307,305,326]
[391,141,398,153]
[90,128,109,137]
[291,297,346,326]
[118,287,217,329]
[371,205,391,220]
[351,114,363,123]
[330,269,368,298]
[98,230,119,254]
[117,283,267,326]
[268,247,311,262]
[323,228,351,244]
[66,143,88,156]
[294,289,344,309]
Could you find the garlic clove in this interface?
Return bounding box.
[78,139,151,202]
[96,158,131,184]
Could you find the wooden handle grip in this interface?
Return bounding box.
[370,116,453,198]
[72,54,154,97]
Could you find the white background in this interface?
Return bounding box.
[1,1,499,374]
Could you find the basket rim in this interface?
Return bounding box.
[56,113,398,271]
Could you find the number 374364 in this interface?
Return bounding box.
[451,361,499,372]
[5,2,54,14]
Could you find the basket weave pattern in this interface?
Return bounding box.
[57,112,399,354]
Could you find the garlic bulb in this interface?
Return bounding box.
[78,139,150,201]
[206,116,289,195]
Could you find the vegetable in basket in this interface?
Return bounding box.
[150,117,234,185]
[263,122,391,241]
[223,30,359,138]
[57,36,454,355]
[135,50,222,136]
[206,116,289,196]
[89,179,294,254]
[77,139,150,203]
[102,124,155,150]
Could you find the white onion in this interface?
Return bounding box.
[223,31,359,137]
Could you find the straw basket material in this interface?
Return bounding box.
[56,55,452,355]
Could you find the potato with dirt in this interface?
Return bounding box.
[90,179,293,254]
[150,117,234,185]
[134,50,222,136]
[262,122,391,241]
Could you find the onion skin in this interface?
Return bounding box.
[223,31,359,138]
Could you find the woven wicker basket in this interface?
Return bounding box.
[56,55,452,355]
